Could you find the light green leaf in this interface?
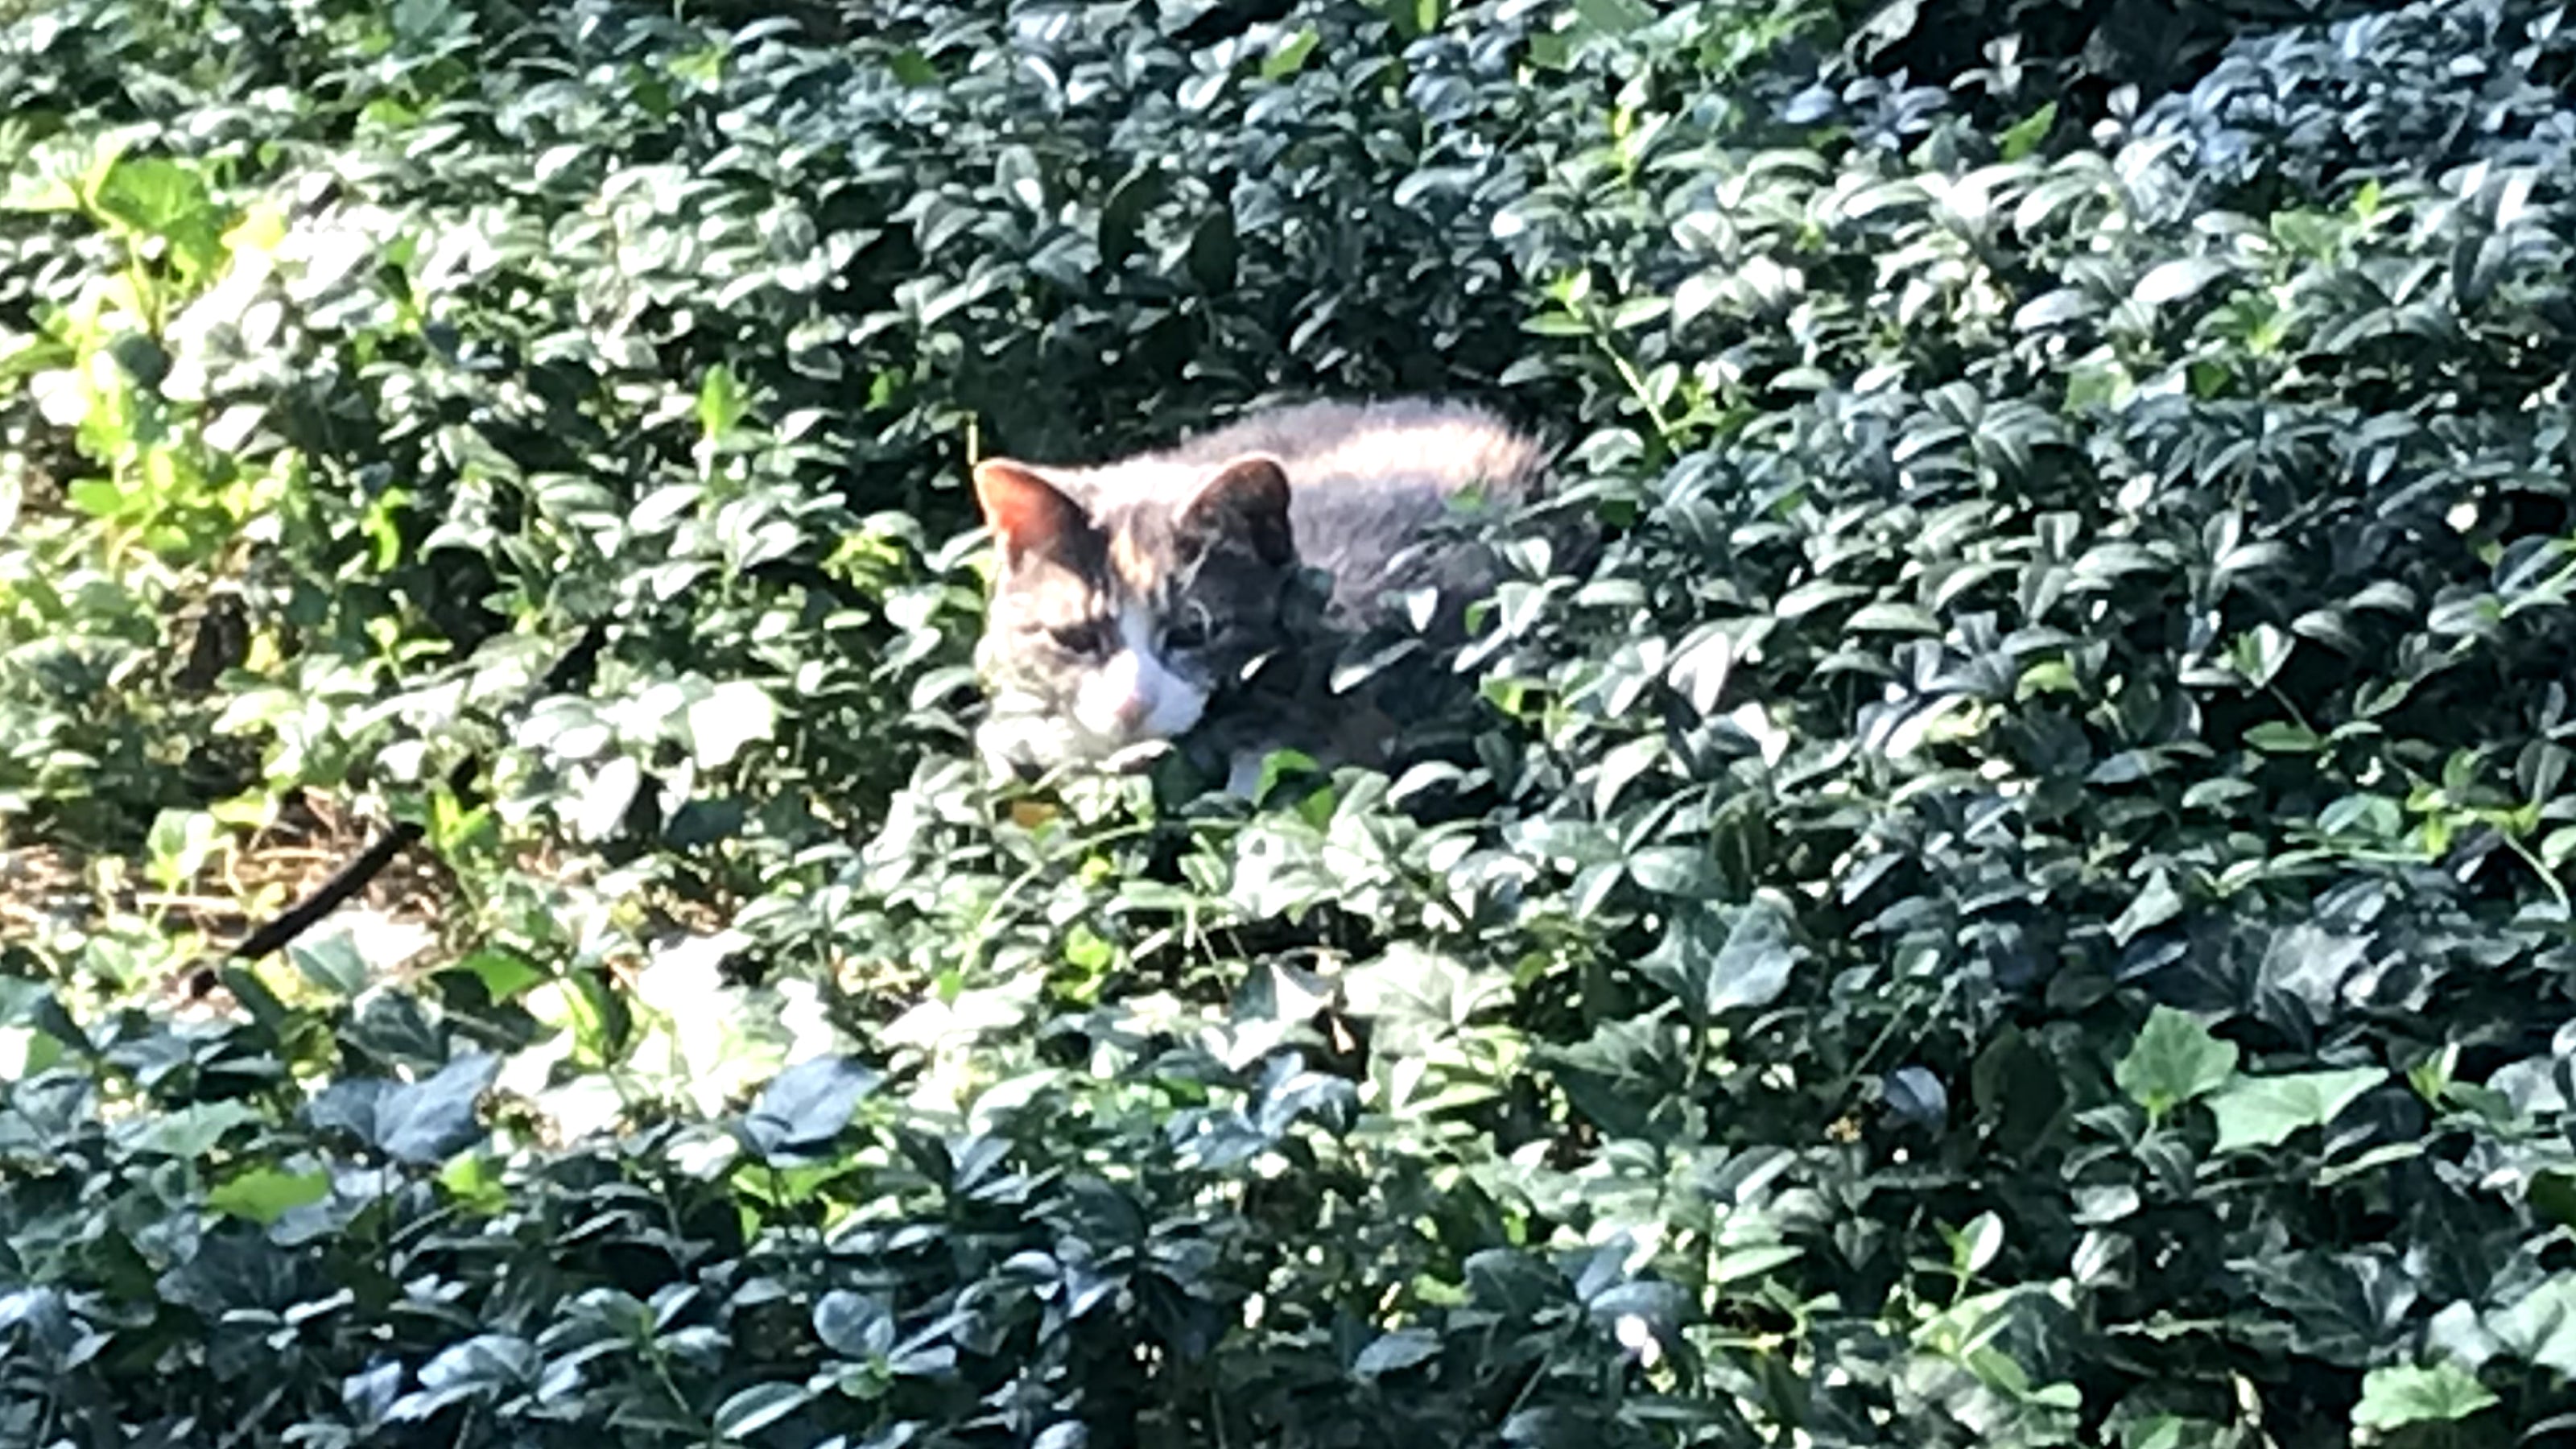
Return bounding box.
[2115,1005,2237,1121]
[207,1166,332,1224]
[2208,1067,2387,1152]
[1951,1210,2004,1276]
[697,362,748,438]
[2351,1361,2497,1430]
[124,1100,260,1159]
[1998,101,2058,161]
[1261,26,1319,78]
[144,808,223,894]
[1342,944,1510,1056]
[1571,0,1652,35]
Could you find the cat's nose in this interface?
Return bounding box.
[1110,692,1153,730]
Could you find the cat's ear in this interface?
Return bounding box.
[973,460,1090,568]
[1183,456,1294,567]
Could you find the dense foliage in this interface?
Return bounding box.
[5,0,2576,1444]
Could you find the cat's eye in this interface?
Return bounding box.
[1046,621,1111,655]
[1161,615,1214,650]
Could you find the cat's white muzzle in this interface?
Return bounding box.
[1071,643,1206,749]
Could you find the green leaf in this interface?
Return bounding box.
[311,1055,501,1166]
[1261,26,1319,78]
[2531,1169,2576,1228]
[1625,844,1711,896]
[740,1055,879,1163]
[1381,0,1444,38]
[1352,1328,1442,1377]
[2244,720,2323,753]
[1187,207,1237,291]
[1571,0,1652,38]
[1342,945,1511,1056]
[2115,1006,2238,1121]
[715,1383,811,1439]
[2231,623,2295,687]
[2486,1274,2576,1377]
[815,1291,898,1359]
[1464,1249,1563,1320]
[89,155,225,278]
[207,1166,332,1224]
[1949,1210,2004,1276]
[2110,868,2186,945]
[401,1333,539,1416]
[2208,1067,2387,1152]
[886,47,941,85]
[143,808,221,893]
[1672,269,1728,324]
[287,929,372,998]
[1998,101,2058,161]
[568,754,643,842]
[2351,1362,2497,1430]
[2134,257,2235,307]
[1099,167,1165,266]
[1638,893,1802,1020]
[124,1100,260,1158]
[697,361,748,438]
[684,680,777,770]
[450,948,546,1002]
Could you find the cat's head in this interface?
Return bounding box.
[971,452,1298,771]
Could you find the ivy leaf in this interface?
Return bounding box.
[1342,944,1511,1055]
[2350,1362,2498,1430]
[287,929,372,998]
[2208,1067,2387,1153]
[1637,892,1802,1021]
[2110,868,2186,944]
[739,1055,878,1164]
[1465,1249,1564,1321]
[123,1100,260,1159]
[206,1166,332,1224]
[2485,1274,2576,1377]
[1352,1328,1442,1377]
[311,1055,501,1166]
[391,1335,540,1420]
[2115,1007,2238,1122]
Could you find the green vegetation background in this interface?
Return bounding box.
[4,0,2576,1444]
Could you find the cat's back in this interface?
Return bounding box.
[1161,398,1550,624]
[1162,398,1546,506]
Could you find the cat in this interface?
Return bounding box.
[967,397,1556,792]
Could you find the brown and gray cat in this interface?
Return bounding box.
[968,398,1553,791]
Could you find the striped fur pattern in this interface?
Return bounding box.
[970,398,1551,781]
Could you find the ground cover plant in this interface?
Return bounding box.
[3,0,2576,1443]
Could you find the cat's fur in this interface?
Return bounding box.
[969,398,1552,787]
